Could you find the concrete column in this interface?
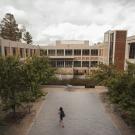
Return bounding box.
[64,49,65,56]
[81,61,82,67]
[55,49,56,56]
[72,49,74,56]
[1,45,5,57]
[28,49,30,57]
[81,49,82,68]
[24,48,26,58]
[89,61,91,68]
[64,60,65,68]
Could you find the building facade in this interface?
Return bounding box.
[40,40,108,75]
[0,37,40,60]
[0,29,135,75]
[104,30,127,70]
[125,35,135,69]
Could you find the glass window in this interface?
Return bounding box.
[50,60,56,67]
[65,49,72,56]
[82,61,89,67]
[57,49,64,56]
[30,49,33,56]
[12,47,16,56]
[82,49,89,56]
[74,49,81,56]
[91,61,98,67]
[65,61,73,67]
[57,61,64,67]
[129,43,135,59]
[109,33,114,64]
[91,49,98,56]
[48,50,55,56]
[26,49,29,57]
[40,50,47,56]
[20,48,23,58]
[4,47,9,56]
[74,61,81,67]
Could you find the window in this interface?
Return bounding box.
[65,49,72,56]
[129,43,135,59]
[57,61,64,67]
[109,33,114,64]
[48,50,55,56]
[34,49,36,54]
[82,61,89,67]
[57,49,64,56]
[40,50,47,56]
[30,49,33,56]
[20,48,23,58]
[74,61,81,67]
[91,61,98,67]
[50,60,56,67]
[65,61,73,67]
[4,47,9,56]
[12,47,16,56]
[74,49,81,56]
[82,49,89,56]
[91,49,98,56]
[26,49,29,57]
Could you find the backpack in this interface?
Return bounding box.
[62,111,66,117]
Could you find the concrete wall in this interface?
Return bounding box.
[0,38,40,58]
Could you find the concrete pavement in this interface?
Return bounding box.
[28,90,121,135]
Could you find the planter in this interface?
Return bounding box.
[85,84,95,88]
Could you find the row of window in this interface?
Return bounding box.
[4,47,37,58]
[50,61,98,68]
[40,49,99,56]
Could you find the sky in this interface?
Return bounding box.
[0,0,135,45]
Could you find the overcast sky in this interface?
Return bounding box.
[0,0,135,44]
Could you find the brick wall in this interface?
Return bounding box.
[114,31,127,70]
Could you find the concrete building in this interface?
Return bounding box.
[104,30,127,70]
[40,40,108,75]
[125,35,135,69]
[0,37,40,60]
[0,29,134,75]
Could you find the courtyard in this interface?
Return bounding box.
[28,86,121,135]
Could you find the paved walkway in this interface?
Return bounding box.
[28,90,121,135]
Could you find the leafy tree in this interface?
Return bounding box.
[23,31,32,44]
[22,56,55,100]
[0,13,21,41]
[0,57,26,115]
[89,64,119,85]
[0,56,55,117]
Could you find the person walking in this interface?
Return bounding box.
[58,107,65,128]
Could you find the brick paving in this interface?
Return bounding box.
[28,90,121,135]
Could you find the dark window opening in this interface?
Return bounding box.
[74,61,81,67]
[82,49,89,56]
[91,49,98,56]
[82,61,89,67]
[129,43,135,59]
[57,49,64,56]
[57,61,64,67]
[74,49,81,55]
[91,61,98,67]
[65,49,72,56]
[48,50,55,56]
[12,47,16,56]
[109,33,114,64]
[20,48,23,58]
[65,61,73,67]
